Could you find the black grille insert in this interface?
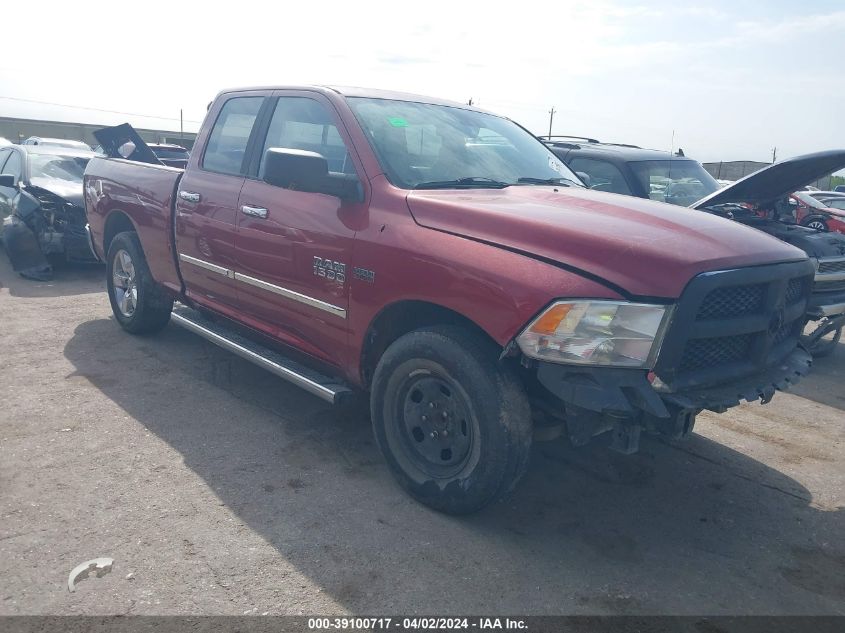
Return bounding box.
[696,284,764,320]
[786,278,805,304]
[680,334,753,371]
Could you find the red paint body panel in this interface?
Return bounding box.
[83,85,809,390]
[406,187,805,298]
[84,158,183,293]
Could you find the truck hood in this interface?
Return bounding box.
[406,187,806,298]
[692,149,845,208]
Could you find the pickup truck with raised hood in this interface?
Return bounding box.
[84,86,815,514]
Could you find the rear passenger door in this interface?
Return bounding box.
[174,92,265,309]
[234,91,366,367]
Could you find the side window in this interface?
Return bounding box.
[2,151,23,181]
[569,157,631,195]
[202,96,263,175]
[259,97,355,176]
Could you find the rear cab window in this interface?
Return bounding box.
[202,96,264,175]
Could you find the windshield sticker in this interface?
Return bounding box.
[388,117,408,128]
[548,156,566,175]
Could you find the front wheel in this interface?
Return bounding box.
[370,325,532,514]
[801,216,829,231]
[106,231,172,334]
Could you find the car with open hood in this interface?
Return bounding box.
[83,86,814,514]
[547,138,845,357]
[0,144,99,280]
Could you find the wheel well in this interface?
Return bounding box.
[103,211,136,256]
[360,300,499,387]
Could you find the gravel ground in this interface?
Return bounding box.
[0,256,843,616]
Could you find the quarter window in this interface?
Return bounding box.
[202,96,263,175]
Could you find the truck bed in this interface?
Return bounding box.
[84,157,184,293]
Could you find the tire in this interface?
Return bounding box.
[801,216,829,231]
[106,231,172,334]
[370,325,532,514]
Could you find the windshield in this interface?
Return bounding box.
[28,154,91,184]
[630,159,720,206]
[347,98,581,189]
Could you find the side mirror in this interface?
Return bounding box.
[263,148,362,202]
[0,174,17,188]
[575,171,591,188]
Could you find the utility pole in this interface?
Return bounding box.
[548,106,556,138]
[771,147,777,164]
[180,109,184,142]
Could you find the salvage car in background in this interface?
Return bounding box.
[542,136,721,206]
[790,191,845,232]
[22,137,92,151]
[0,145,98,280]
[544,138,845,357]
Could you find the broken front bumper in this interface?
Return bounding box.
[537,345,811,419]
[534,345,812,452]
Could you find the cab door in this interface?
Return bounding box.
[174,92,265,309]
[234,91,367,366]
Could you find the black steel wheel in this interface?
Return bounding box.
[371,325,532,514]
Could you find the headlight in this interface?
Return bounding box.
[516,300,673,368]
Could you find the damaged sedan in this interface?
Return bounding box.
[0,145,98,280]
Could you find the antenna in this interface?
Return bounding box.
[548,107,556,138]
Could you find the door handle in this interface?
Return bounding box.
[179,190,201,203]
[241,205,268,219]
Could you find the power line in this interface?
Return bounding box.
[0,95,203,124]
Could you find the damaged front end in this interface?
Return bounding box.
[1,152,98,280]
[521,259,815,454]
[3,185,97,280]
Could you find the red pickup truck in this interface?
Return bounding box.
[84,86,815,513]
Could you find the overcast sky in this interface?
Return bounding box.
[1,0,842,164]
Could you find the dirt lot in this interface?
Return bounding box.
[1,256,843,616]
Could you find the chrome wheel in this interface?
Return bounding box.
[807,219,827,231]
[112,249,137,317]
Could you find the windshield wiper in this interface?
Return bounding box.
[413,177,510,190]
[516,176,580,187]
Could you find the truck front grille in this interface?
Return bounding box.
[813,256,845,294]
[817,258,845,275]
[654,261,815,392]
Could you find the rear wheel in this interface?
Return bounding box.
[801,216,829,231]
[370,325,532,514]
[106,231,172,334]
